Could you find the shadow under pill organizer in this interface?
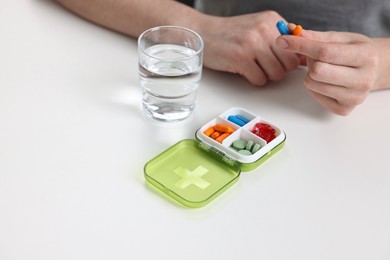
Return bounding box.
[144,107,286,208]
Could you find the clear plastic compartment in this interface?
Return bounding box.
[219,107,257,126]
[223,128,267,163]
[198,116,239,144]
[243,116,282,144]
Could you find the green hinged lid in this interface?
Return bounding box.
[144,139,241,208]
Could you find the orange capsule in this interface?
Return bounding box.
[203,126,215,137]
[215,133,230,143]
[292,25,302,36]
[210,131,222,140]
[214,124,234,134]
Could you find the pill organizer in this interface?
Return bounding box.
[144,107,286,208]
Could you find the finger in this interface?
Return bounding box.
[306,88,355,116]
[300,29,368,43]
[255,46,286,81]
[271,44,300,72]
[287,23,296,31]
[285,23,369,44]
[275,35,368,67]
[238,59,268,86]
[306,58,370,88]
[287,23,302,36]
[304,72,368,107]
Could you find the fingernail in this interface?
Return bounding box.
[276,38,289,49]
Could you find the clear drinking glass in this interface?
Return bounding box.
[138,26,204,122]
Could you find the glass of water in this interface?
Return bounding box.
[138,26,204,122]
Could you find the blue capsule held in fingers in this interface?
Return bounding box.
[276,20,290,35]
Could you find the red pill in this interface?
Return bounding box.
[252,123,276,143]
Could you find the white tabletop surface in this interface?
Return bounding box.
[1,1,390,260]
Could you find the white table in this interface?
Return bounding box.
[1,1,390,260]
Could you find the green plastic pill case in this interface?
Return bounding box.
[144,107,286,208]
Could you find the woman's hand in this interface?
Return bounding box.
[194,11,301,86]
[276,28,382,115]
